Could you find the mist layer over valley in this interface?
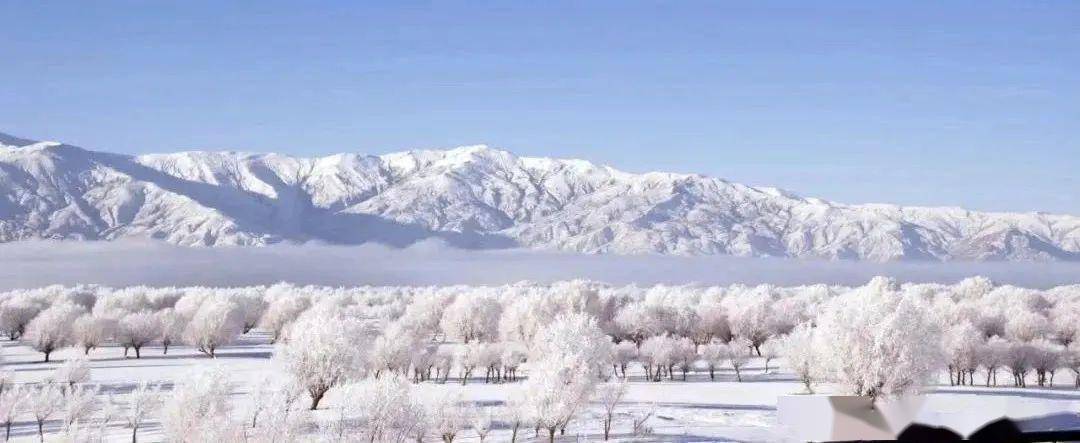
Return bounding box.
[2,239,1078,290]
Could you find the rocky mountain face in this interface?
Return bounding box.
[1,132,1077,261]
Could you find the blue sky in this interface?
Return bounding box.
[1,1,1077,213]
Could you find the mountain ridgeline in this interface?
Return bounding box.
[0,133,1077,261]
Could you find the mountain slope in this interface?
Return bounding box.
[1,132,1077,261]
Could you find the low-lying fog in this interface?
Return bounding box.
[1,239,1077,290]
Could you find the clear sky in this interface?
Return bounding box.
[1,1,1077,214]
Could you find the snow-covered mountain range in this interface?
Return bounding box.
[1,132,1077,261]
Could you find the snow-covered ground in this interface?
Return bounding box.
[4,334,1078,442]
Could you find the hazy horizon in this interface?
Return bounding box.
[1,239,1076,291]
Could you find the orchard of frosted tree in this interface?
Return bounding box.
[0,276,1078,441]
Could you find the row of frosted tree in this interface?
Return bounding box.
[0,276,1079,441]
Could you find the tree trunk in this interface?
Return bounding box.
[547,428,556,443]
[132,425,138,443]
[43,350,51,363]
[134,346,141,359]
[310,388,326,410]
[604,416,612,440]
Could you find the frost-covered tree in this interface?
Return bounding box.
[979,336,1010,386]
[725,289,774,356]
[522,313,611,442]
[690,303,731,347]
[469,406,494,442]
[699,341,725,381]
[61,385,98,434]
[500,342,528,382]
[943,322,982,386]
[160,367,240,442]
[612,341,637,379]
[1064,341,1080,389]
[245,383,307,443]
[0,385,25,441]
[118,312,162,359]
[0,368,9,398]
[1050,307,1080,346]
[503,390,529,443]
[233,293,268,334]
[184,300,244,358]
[1005,342,1034,387]
[813,280,943,399]
[759,339,780,373]
[51,355,91,392]
[596,380,627,440]
[337,375,420,442]
[259,294,310,344]
[28,383,65,441]
[275,311,378,410]
[427,390,468,443]
[71,315,112,355]
[1006,310,1051,343]
[433,348,454,383]
[612,303,670,346]
[725,337,752,382]
[612,303,649,346]
[453,341,485,385]
[157,308,186,355]
[672,336,697,381]
[479,343,505,384]
[370,322,424,378]
[498,298,541,344]
[121,381,161,443]
[639,335,675,381]
[24,303,83,362]
[781,323,818,393]
[0,298,41,340]
[440,294,501,343]
[524,365,596,442]
[768,296,811,337]
[1030,338,1063,387]
[409,343,437,382]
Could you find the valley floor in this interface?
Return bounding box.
[3,334,1079,442]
